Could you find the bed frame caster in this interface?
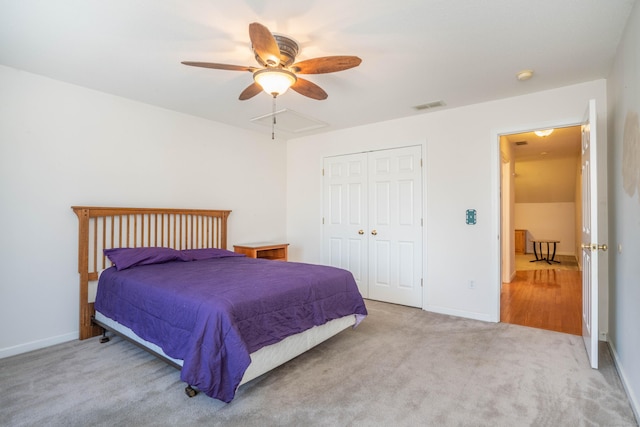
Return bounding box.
[185,385,198,398]
[99,329,110,344]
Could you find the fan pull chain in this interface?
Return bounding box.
[272,94,277,140]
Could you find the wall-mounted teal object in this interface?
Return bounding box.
[466,209,476,225]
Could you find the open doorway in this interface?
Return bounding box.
[499,125,582,335]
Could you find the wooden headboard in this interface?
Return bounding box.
[72,206,231,340]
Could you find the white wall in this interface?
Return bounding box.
[514,202,576,256]
[515,156,579,204]
[607,0,640,418]
[0,66,287,357]
[287,80,607,325]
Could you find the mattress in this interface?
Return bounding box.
[94,310,356,386]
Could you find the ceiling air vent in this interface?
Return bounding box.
[515,141,528,146]
[413,100,446,111]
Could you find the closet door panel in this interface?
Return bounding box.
[322,153,369,297]
[368,146,423,307]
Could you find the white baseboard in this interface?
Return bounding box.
[0,331,77,359]
[609,341,640,424]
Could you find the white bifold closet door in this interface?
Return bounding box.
[322,146,423,308]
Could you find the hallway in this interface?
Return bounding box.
[501,267,582,335]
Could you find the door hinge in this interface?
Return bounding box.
[421,278,423,287]
[322,168,324,176]
[420,158,423,167]
[322,217,325,224]
[421,218,423,226]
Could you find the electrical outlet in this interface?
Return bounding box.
[468,280,475,289]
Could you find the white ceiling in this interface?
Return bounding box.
[0,1,636,139]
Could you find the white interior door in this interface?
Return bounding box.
[581,99,600,369]
[368,147,423,307]
[322,153,369,297]
[322,146,423,307]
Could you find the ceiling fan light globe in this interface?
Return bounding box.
[253,68,297,97]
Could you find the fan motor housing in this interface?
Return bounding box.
[254,34,299,67]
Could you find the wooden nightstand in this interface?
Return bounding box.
[233,242,289,261]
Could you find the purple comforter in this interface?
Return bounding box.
[95,256,367,402]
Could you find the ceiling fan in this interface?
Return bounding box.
[181,22,362,101]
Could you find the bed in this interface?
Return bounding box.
[72,206,367,402]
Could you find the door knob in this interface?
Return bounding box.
[371,230,377,236]
[581,243,609,251]
[358,230,364,235]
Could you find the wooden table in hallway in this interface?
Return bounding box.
[530,239,561,265]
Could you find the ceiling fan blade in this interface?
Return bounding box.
[291,56,362,74]
[249,22,281,67]
[239,82,263,100]
[291,78,328,100]
[181,61,256,72]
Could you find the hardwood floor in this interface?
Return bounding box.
[501,269,582,335]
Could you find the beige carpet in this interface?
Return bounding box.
[516,254,580,271]
[1,300,636,426]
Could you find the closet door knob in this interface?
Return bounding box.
[371,230,377,236]
[358,230,364,235]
